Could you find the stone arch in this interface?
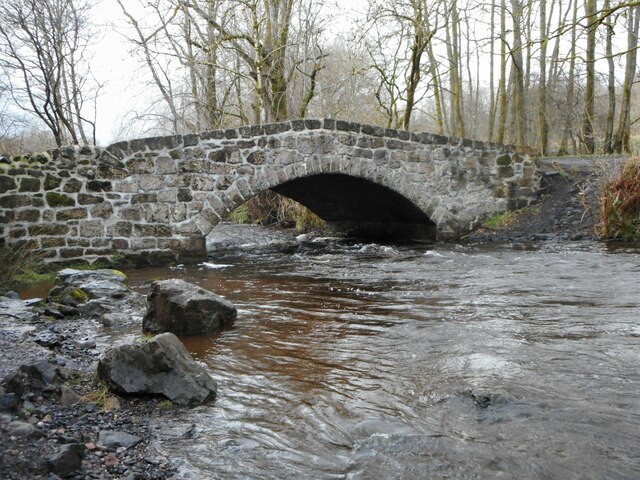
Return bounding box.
[190,153,438,242]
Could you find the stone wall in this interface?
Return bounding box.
[0,119,540,264]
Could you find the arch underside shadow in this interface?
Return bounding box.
[270,173,436,242]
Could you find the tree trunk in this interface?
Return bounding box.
[496,0,508,144]
[538,0,548,154]
[612,5,640,153]
[447,0,465,137]
[581,0,597,154]
[488,0,497,141]
[558,0,578,155]
[510,0,526,146]
[603,0,616,153]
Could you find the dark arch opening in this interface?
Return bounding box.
[271,173,436,242]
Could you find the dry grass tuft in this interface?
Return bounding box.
[597,157,640,241]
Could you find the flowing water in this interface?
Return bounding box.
[125,238,640,480]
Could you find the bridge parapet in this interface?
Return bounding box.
[0,119,540,264]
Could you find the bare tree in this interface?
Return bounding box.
[612,5,640,153]
[0,0,98,147]
[581,0,597,154]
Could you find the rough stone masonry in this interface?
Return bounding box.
[0,119,540,264]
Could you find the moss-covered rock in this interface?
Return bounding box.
[0,175,16,193]
[44,174,62,191]
[496,154,512,166]
[46,192,75,207]
[19,177,41,192]
[48,286,90,307]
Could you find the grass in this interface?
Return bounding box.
[0,244,54,295]
[482,211,518,229]
[0,244,123,296]
[597,156,640,241]
[481,204,541,231]
[158,399,174,410]
[84,381,111,410]
[136,333,156,343]
[229,204,250,224]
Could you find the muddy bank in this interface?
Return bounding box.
[468,167,601,243]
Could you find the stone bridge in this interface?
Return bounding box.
[0,119,539,264]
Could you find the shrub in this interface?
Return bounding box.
[597,157,640,241]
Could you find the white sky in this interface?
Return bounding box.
[90,0,365,146]
[92,0,149,146]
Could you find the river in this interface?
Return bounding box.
[124,237,640,479]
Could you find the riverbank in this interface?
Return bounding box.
[0,282,180,479]
[468,162,602,243]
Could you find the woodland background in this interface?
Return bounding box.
[0,0,639,156]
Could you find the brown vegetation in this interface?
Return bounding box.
[228,191,325,233]
[597,157,640,241]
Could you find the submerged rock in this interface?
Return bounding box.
[97,333,217,406]
[142,279,236,335]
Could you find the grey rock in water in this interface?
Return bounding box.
[46,443,85,477]
[142,279,236,335]
[48,269,129,306]
[97,333,217,406]
[98,430,141,449]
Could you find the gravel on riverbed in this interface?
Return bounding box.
[0,293,180,479]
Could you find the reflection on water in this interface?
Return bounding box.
[124,240,640,479]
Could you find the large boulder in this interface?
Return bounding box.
[97,333,217,406]
[143,279,236,335]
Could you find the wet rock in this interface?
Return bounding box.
[2,359,64,396]
[73,339,96,349]
[100,312,131,327]
[103,396,121,411]
[0,392,18,411]
[0,297,39,322]
[57,304,80,317]
[59,385,81,406]
[33,330,65,348]
[7,421,42,439]
[44,305,65,319]
[143,279,236,335]
[2,291,19,299]
[459,389,505,409]
[97,333,217,406]
[99,430,142,449]
[46,443,85,477]
[103,453,119,468]
[48,269,129,306]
